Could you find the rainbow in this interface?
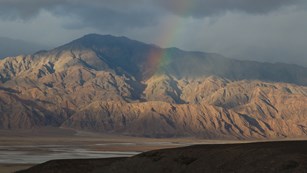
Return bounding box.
[147,18,180,74]
[146,1,192,77]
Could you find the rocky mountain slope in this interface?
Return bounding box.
[0,34,307,139]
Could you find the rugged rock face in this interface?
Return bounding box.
[62,80,307,139]
[0,34,307,139]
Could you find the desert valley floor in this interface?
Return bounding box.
[0,127,243,173]
[0,127,306,173]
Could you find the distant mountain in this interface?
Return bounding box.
[47,34,307,85]
[0,37,45,59]
[0,34,306,139]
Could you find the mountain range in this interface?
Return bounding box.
[0,34,306,139]
[0,37,45,59]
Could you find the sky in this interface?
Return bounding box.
[0,0,306,66]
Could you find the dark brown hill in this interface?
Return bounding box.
[17,141,307,173]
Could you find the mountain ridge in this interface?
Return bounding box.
[0,34,306,139]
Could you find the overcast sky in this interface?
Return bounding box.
[0,0,306,66]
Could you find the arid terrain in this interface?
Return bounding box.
[0,34,307,139]
[16,141,307,173]
[0,34,307,173]
[0,127,249,173]
[1,0,307,172]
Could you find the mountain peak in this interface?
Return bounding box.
[78,33,126,43]
[56,33,147,51]
[43,33,307,84]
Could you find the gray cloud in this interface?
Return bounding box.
[0,0,157,30]
[153,0,304,17]
[1,0,303,27]
[55,4,157,31]
[0,0,63,20]
[170,9,307,66]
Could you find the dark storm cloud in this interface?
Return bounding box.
[55,4,157,31]
[0,0,306,34]
[0,0,63,20]
[0,0,303,27]
[153,0,304,17]
[0,0,157,30]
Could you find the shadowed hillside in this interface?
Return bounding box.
[17,141,307,173]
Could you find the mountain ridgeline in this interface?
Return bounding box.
[0,34,307,139]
